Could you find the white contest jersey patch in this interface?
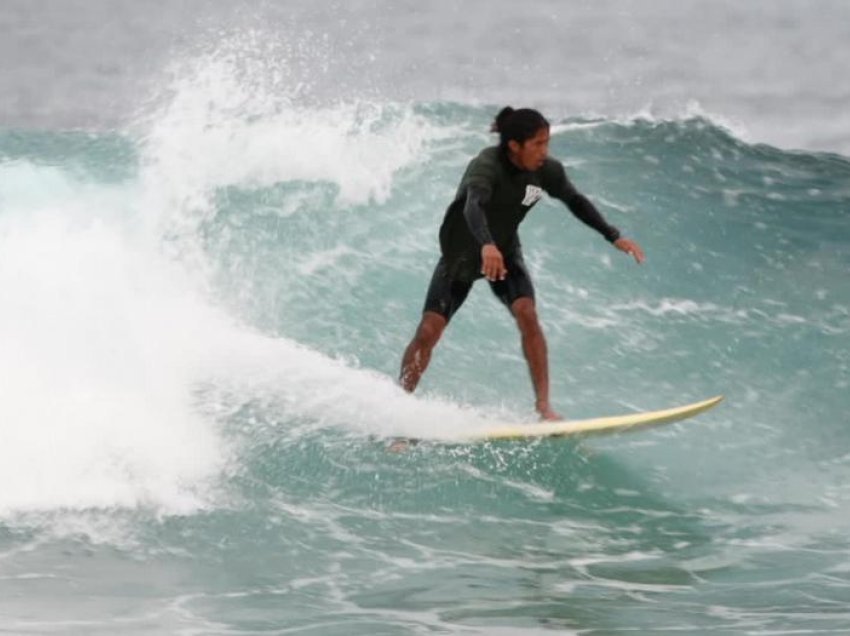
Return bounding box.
[522,185,544,206]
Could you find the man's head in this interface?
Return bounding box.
[492,107,550,171]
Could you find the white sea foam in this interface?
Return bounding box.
[138,48,448,213]
[0,167,226,515]
[0,151,487,517]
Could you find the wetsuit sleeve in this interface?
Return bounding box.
[564,194,621,243]
[544,160,621,243]
[462,185,495,246]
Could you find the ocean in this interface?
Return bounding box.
[1,1,849,634]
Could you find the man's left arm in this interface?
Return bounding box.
[544,161,645,264]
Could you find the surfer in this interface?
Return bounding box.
[399,107,645,420]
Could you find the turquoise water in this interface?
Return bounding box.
[1,97,849,634]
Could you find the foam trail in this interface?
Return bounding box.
[198,328,494,443]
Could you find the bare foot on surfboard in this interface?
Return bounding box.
[537,403,563,421]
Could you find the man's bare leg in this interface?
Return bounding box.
[399,311,447,392]
[510,297,562,420]
[389,312,448,452]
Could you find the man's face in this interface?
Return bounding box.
[509,127,550,171]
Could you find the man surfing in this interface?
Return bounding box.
[399,107,645,421]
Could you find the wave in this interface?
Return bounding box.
[1,63,848,519]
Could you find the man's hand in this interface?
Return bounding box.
[481,243,507,281]
[614,237,645,264]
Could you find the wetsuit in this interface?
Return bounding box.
[423,146,621,320]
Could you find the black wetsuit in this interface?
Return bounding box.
[423,146,621,320]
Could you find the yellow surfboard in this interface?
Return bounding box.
[465,395,723,441]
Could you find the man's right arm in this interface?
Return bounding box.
[462,185,495,246]
[461,185,506,281]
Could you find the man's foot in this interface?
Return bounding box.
[536,402,563,421]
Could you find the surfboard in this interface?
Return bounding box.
[465,395,723,441]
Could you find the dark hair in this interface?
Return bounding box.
[491,107,549,149]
